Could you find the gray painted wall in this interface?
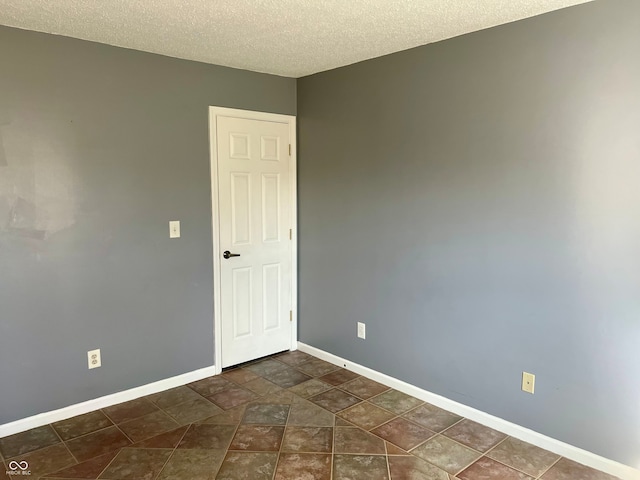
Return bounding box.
[0,25,295,424]
[297,0,640,467]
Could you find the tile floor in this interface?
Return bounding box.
[0,351,621,480]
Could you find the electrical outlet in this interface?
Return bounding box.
[169,220,180,238]
[88,349,101,369]
[522,372,535,394]
[357,322,366,339]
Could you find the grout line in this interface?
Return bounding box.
[537,455,563,479]
[151,424,191,480]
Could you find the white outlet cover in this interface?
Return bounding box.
[88,349,101,369]
[169,220,180,238]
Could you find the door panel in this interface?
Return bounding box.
[217,116,291,368]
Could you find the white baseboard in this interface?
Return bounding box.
[0,365,217,439]
[298,342,640,480]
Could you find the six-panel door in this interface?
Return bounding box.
[217,116,292,368]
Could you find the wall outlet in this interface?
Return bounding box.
[357,322,366,339]
[522,372,535,394]
[169,220,180,238]
[88,349,102,369]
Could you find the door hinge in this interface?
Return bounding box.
[289,144,291,156]
[289,228,292,240]
[289,310,293,322]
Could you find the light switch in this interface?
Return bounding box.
[169,221,180,238]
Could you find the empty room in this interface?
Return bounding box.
[0,0,638,479]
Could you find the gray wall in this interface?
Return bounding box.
[0,25,295,424]
[297,0,640,467]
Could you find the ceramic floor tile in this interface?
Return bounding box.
[47,450,119,479]
[97,448,171,479]
[131,426,189,449]
[242,403,290,425]
[242,377,282,396]
[296,358,341,377]
[442,419,507,453]
[245,359,289,377]
[309,389,362,413]
[257,390,297,405]
[262,366,312,388]
[156,449,225,480]
[177,424,236,450]
[187,376,237,397]
[275,453,331,480]
[229,425,284,452]
[221,368,260,385]
[146,386,204,409]
[65,426,131,463]
[402,403,463,433]
[275,350,314,367]
[216,452,278,480]
[334,427,386,454]
[208,387,258,410]
[0,425,61,458]
[340,377,390,399]
[487,437,560,477]
[369,390,423,415]
[102,398,159,425]
[337,402,396,430]
[388,455,450,480]
[162,397,223,424]
[333,454,389,480]
[281,427,333,453]
[411,435,481,475]
[458,457,534,480]
[540,458,620,480]
[118,411,179,443]
[318,368,360,386]
[371,417,435,451]
[6,443,76,479]
[385,442,409,455]
[53,411,114,442]
[287,379,332,398]
[286,400,335,427]
[197,405,246,425]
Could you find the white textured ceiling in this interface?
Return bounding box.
[0,0,593,78]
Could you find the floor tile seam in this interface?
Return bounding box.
[51,423,81,472]
[367,411,443,438]
[0,429,63,462]
[93,447,129,480]
[392,432,482,477]
[152,385,219,412]
[337,411,399,433]
[151,436,185,480]
[535,455,563,479]
[478,435,552,478]
[271,401,292,480]
[100,398,162,425]
[119,410,181,439]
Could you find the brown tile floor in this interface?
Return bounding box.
[0,351,622,480]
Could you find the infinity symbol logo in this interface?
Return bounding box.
[8,460,29,470]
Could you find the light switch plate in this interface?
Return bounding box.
[169,220,180,238]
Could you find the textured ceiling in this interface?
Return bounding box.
[0,0,593,78]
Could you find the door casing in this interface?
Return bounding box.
[209,106,298,375]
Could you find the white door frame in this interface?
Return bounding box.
[209,106,297,375]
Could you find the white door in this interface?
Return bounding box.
[216,115,292,368]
